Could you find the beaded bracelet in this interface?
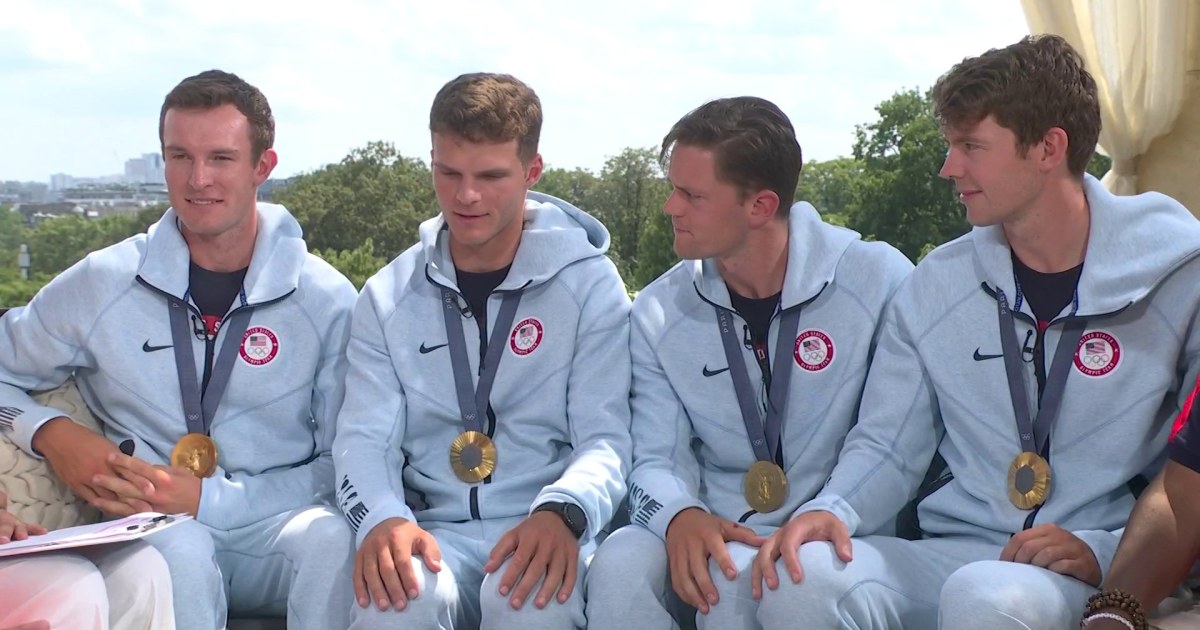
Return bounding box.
[1080,611,1136,630]
[1083,589,1147,630]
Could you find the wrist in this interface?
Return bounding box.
[1083,590,1147,630]
[31,416,73,456]
[533,502,586,539]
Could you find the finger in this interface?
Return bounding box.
[759,537,782,593]
[392,537,420,600]
[89,496,138,517]
[499,541,534,600]
[90,473,150,502]
[691,538,720,609]
[378,543,408,609]
[669,546,706,613]
[831,523,854,563]
[558,545,579,604]
[709,533,738,581]
[484,532,518,574]
[780,533,805,584]
[25,523,47,536]
[1012,533,1054,566]
[1029,542,1073,570]
[353,549,370,608]
[723,521,768,547]
[111,465,157,497]
[1046,558,1087,581]
[107,453,161,479]
[751,553,765,601]
[362,547,391,611]
[534,547,566,608]
[417,534,442,573]
[11,521,28,542]
[121,497,154,514]
[0,520,14,543]
[511,546,550,609]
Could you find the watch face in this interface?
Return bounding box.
[564,504,586,535]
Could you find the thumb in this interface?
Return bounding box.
[419,535,443,573]
[831,521,853,563]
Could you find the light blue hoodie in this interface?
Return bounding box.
[0,203,357,530]
[799,176,1200,574]
[626,202,912,538]
[332,192,632,546]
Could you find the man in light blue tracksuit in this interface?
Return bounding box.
[585,97,913,630]
[333,73,631,630]
[756,36,1200,630]
[0,70,358,629]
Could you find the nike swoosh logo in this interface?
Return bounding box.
[702,365,730,377]
[142,341,173,353]
[419,342,448,354]
[973,348,1003,361]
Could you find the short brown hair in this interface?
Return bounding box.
[661,96,802,214]
[429,73,542,165]
[159,70,275,160]
[932,34,1101,176]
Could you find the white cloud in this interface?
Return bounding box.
[0,0,1031,182]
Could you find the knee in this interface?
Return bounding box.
[757,541,860,624]
[145,519,215,561]
[587,526,667,595]
[481,558,583,630]
[293,507,356,565]
[349,557,457,629]
[107,542,173,597]
[940,561,1072,629]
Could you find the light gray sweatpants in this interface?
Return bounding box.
[0,540,175,630]
[587,527,1100,630]
[349,514,592,630]
[145,504,355,630]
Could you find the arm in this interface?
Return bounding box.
[793,297,942,536]
[532,263,632,541]
[333,288,416,548]
[623,303,707,540]
[193,282,356,529]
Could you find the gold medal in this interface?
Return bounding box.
[744,460,788,513]
[1007,452,1052,510]
[450,431,496,483]
[170,433,218,478]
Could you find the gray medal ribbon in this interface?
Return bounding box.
[995,288,1086,454]
[441,288,523,434]
[715,306,802,463]
[166,297,254,435]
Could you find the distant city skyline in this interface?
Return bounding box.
[1,0,1031,183]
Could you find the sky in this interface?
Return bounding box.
[0,0,1031,183]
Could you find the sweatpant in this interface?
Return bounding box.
[0,540,175,630]
[764,535,1098,629]
[145,504,355,630]
[348,514,591,630]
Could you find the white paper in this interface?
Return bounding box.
[0,512,191,558]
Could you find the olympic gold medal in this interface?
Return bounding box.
[1007,452,1052,510]
[450,431,497,483]
[170,433,218,478]
[743,460,788,513]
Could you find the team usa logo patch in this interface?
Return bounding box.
[510,318,544,356]
[794,329,834,372]
[239,326,280,366]
[1074,330,1120,377]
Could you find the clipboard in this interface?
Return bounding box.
[0,512,191,558]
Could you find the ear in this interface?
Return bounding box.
[746,189,782,229]
[1037,127,1070,174]
[525,153,544,187]
[254,148,279,186]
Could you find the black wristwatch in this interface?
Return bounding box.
[534,502,587,539]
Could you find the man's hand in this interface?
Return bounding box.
[90,453,200,517]
[665,508,767,615]
[0,491,47,544]
[752,510,852,600]
[1000,523,1102,586]
[484,511,581,610]
[32,417,122,503]
[354,517,442,612]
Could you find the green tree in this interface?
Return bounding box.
[312,238,388,290]
[796,157,862,228]
[1086,152,1112,180]
[275,142,435,260]
[590,147,672,281]
[631,208,677,290]
[535,167,601,210]
[848,88,967,261]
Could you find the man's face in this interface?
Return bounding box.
[431,132,541,266]
[939,115,1043,227]
[663,144,754,261]
[162,103,275,241]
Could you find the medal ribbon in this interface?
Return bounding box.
[441,288,523,435]
[167,294,253,436]
[715,306,802,464]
